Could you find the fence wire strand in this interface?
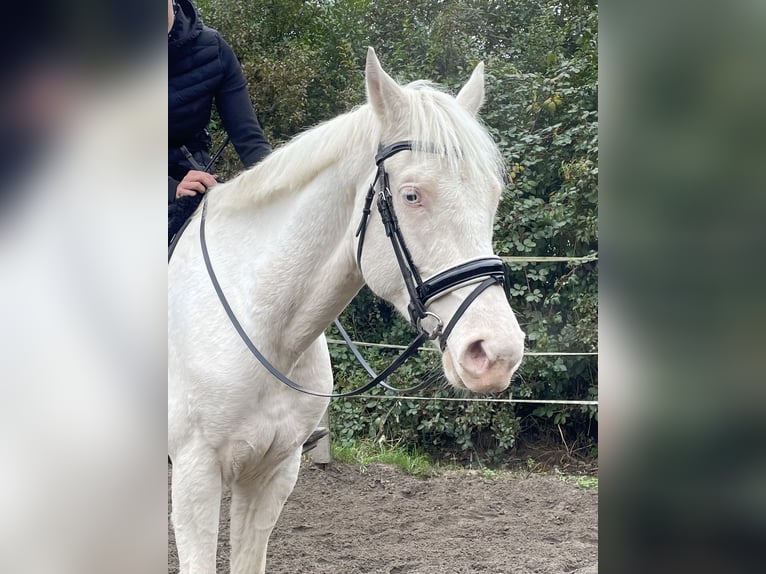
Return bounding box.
[347,395,598,406]
[328,252,598,406]
[326,338,597,357]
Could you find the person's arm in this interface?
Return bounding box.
[169,171,218,203]
[215,38,271,168]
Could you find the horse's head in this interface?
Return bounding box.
[358,48,525,394]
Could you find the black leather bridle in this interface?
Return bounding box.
[356,141,508,351]
[198,140,508,397]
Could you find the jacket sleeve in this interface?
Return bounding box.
[215,38,272,169]
[169,176,179,204]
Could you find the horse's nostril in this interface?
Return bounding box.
[464,340,490,374]
[467,340,485,359]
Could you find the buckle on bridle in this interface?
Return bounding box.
[416,311,444,340]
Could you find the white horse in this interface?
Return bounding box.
[168,48,525,574]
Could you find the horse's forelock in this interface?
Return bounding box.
[400,82,505,184]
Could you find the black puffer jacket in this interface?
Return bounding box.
[168,0,271,207]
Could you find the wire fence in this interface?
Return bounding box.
[326,335,598,406]
[330,252,599,406]
[340,395,597,406]
[501,254,598,263]
[326,338,596,357]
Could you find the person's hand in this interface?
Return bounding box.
[176,170,218,199]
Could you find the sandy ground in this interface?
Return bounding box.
[169,460,598,574]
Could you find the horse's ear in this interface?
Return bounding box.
[365,47,404,126]
[456,62,485,115]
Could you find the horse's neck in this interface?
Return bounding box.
[206,135,374,363]
[259,177,365,352]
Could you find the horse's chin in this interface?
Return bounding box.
[441,346,513,394]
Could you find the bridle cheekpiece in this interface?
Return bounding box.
[354,141,508,350]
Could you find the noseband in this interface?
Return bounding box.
[355,141,508,351]
[198,141,509,397]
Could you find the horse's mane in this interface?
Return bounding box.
[214,80,505,212]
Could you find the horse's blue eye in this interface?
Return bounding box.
[403,190,420,204]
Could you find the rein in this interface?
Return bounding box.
[199,140,508,398]
[168,136,230,262]
[200,195,429,398]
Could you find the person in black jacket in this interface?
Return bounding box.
[168,0,272,243]
[167,0,328,451]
